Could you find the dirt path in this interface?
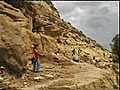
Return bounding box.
[18,62,117,90]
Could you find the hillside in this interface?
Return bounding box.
[0,1,119,90]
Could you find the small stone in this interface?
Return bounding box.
[0,66,5,73]
[0,66,5,70]
[25,74,29,77]
[24,82,27,85]
[45,66,54,69]
[91,60,96,64]
[21,75,25,80]
[34,76,44,82]
[45,74,54,79]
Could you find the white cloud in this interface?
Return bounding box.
[52,1,119,51]
[75,7,85,13]
[69,17,76,21]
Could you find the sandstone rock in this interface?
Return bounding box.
[45,74,54,79]
[0,77,4,83]
[0,1,59,75]
[0,1,31,75]
[0,82,9,89]
[45,66,54,69]
[8,84,18,89]
[73,55,80,62]
[25,74,30,77]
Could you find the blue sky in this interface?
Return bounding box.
[52,1,119,51]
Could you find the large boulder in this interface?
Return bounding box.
[0,1,33,74]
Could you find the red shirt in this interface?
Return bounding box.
[33,49,40,59]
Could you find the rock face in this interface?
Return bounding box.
[0,1,118,89]
[0,1,60,74]
[0,1,32,74]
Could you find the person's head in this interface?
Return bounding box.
[33,44,39,49]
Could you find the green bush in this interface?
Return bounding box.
[110,34,119,56]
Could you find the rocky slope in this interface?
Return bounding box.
[0,1,119,90]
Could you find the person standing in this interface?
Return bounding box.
[72,49,76,56]
[32,44,41,73]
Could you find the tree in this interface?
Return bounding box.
[110,34,119,56]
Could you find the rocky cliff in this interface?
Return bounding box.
[0,1,119,89]
[0,1,60,74]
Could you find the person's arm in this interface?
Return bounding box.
[38,50,44,56]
